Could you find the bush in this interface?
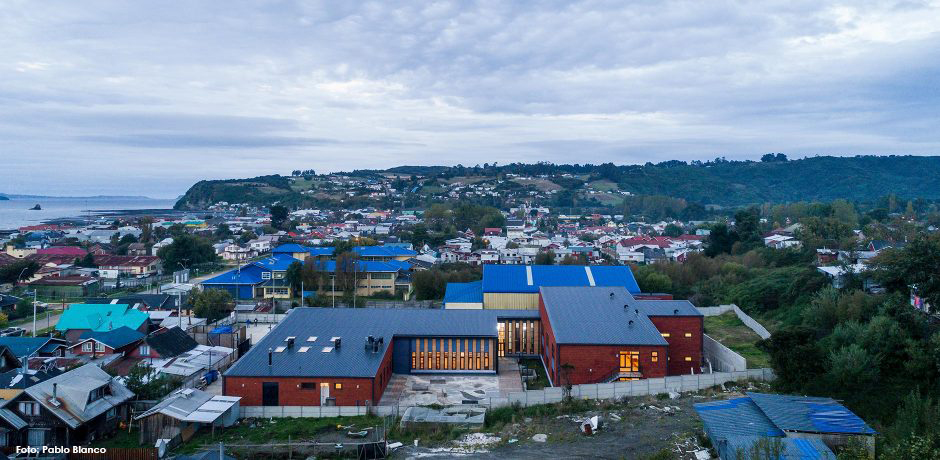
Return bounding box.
[0,312,7,328]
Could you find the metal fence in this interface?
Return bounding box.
[238,368,776,419]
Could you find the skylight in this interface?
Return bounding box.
[274,346,286,353]
[306,336,317,342]
[299,347,310,353]
[321,346,334,353]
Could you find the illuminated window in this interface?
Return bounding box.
[484,355,490,369]
[661,333,670,338]
[651,352,658,362]
[411,352,416,369]
[335,383,343,389]
[684,332,692,338]
[684,356,692,362]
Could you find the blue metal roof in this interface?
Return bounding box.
[717,435,835,459]
[747,392,876,435]
[321,260,410,273]
[251,254,301,271]
[200,264,265,285]
[272,243,308,254]
[352,245,417,257]
[539,286,668,346]
[77,326,145,349]
[0,337,66,358]
[695,397,785,439]
[443,281,484,304]
[225,308,505,378]
[307,247,335,257]
[481,265,640,293]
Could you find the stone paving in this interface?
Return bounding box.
[378,357,525,406]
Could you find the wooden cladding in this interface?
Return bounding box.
[411,338,495,372]
[497,319,540,356]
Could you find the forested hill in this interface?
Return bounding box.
[174,155,940,210]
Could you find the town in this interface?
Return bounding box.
[1,164,935,459]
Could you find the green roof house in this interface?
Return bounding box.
[56,304,150,343]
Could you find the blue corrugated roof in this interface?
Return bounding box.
[539,286,668,345]
[225,308,505,378]
[307,247,335,256]
[77,326,145,349]
[443,281,484,304]
[272,243,308,253]
[353,245,417,257]
[747,392,876,435]
[0,337,65,358]
[321,260,409,273]
[201,264,265,285]
[481,265,640,293]
[718,435,835,459]
[252,254,301,271]
[695,397,785,439]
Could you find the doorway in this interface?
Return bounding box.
[262,382,279,406]
[618,351,639,381]
[320,382,330,405]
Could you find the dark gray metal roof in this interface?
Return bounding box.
[539,286,668,346]
[635,300,702,317]
[225,308,504,379]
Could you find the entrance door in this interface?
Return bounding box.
[262,382,279,406]
[618,351,640,381]
[320,382,330,405]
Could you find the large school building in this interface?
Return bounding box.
[225,265,703,406]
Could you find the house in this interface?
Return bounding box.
[35,246,87,257]
[0,346,21,373]
[69,327,146,358]
[55,304,150,343]
[539,287,702,385]
[0,337,68,360]
[0,364,134,447]
[126,242,149,256]
[695,392,875,459]
[0,294,21,312]
[134,388,241,446]
[24,276,100,298]
[352,245,417,261]
[131,327,199,362]
[0,367,62,400]
[84,294,178,311]
[94,255,161,278]
[763,234,801,249]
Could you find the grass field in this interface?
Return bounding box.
[588,179,618,191]
[703,312,771,369]
[511,177,562,192]
[519,358,550,390]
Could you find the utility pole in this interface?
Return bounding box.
[32,290,37,338]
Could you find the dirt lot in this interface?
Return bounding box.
[390,382,771,460]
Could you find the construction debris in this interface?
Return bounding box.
[532,433,548,442]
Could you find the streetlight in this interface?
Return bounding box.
[16,267,38,338]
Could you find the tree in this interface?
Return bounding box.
[157,234,218,271]
[14,299,32,320]
[0,312,7,328]
[285,260,304,296]
[269,204,289,229]
[759,326,825,392]
[190,289,232,323]
[215,223,233,238]
[871,234,940,308]
[0,259,39,284]
[662,223,683,237]
[639,272,673,293]
[705,223,736,256]
[535,250,555,265]
[77,253,96,268]
[123,363,182,400]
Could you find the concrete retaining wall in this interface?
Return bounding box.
[239,368,776,418]
[697,304,771,339]
[703,334,747,372]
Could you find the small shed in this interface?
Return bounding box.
[135,388,240,445]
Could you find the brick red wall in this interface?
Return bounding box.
[558,344,667,385]
[224,342,395,407]
[648,316,703,375]
[538,296,560,383]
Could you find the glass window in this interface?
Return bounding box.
[661,333,670,338]
[684,332,693,338]
[301,382,316,389]
[335,383,343,390]
[139,345,150,356]
[95,342,105,352]
[684,356,693,362]
[106,407,117,419]
[82,342,92,352]
[19,402,40,416]
[651,352,659,362]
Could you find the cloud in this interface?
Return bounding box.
[1,0,940,197]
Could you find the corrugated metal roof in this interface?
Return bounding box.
[747,392,876,435]
[443,281,483,304]
[695,397,785,439]
[481,265,640,293]
[225,308,505,378]
[353,246,417,257]
[25,364,134,429]
[539,286,668,346]
[272,244,308,253]
[76,326,145,349]
[635,300,702,317]
[0,337,66,358]
[252,254,301,271]
[718,435,835,459]
[56,304,149,332]
[200,264,265,285]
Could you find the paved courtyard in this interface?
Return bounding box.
[379,358,524,406]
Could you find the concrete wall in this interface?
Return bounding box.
[444,302,484,310]
[239,368,777,418]
[697,304,771,339]
[703,334,747,372]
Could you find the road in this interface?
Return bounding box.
[15,312,61,335]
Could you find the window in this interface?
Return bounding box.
[82,342,92,352]
[139,345,150,356]
[19,402,40,416]
[261,272,272,279]
[660,333,671,338]
[95,342,105,352]
[301,382,316,390]
[371,273,393,279]
[651,352,659,362]
[89,386,106,403]
[27,429,45,447]
[0,431,7,447]
[106,407,117,419]
[684,332,693,338]
[335,383,343,390]
[684,356,693,362]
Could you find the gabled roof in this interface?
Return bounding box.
[76,327,146,349]
[0,337,68,358]
[320,260,410,273]
[272,243,308,254]
[135,388,240,423]
[443,281,484,304]
[539,286,668,346]
[24,364,134,429]
[482,265,640,294]
[747,392,876,435]
[250,254,300,271]
[84,294,174,309]
[352,245,417,257]
[0,367,63,390]
[200,264,265,285]
[56,304,149,332]
[146,327,198,358]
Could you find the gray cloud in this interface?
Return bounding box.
[1,0,940,197]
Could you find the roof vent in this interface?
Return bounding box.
[331,337,341,349]
[285,337,295,349]
[609,292,615,300]
[628,320,634,327]
[674,309,679,315]
[268,348,273,366]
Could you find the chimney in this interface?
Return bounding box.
[334,337,341,349]
[268,348,273,366]
[286,337,294,349]
[53,382,57,400]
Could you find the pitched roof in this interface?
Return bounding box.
[443,281,484,304]
[0,367,63,390]
[352,245,417,257]
[481,265,640,293]
[539,286,668,346]
[251,254,300,271]
[0,337,67,358]
[272,243,308,253]
[135,388,240,423]
[24,364,134,429]
[36,246,88,256]
[747,392,876,435]
[77,326,146,349]
[146,327,198,357]
[84,294,174,309]
[200,264,265,285]
[55,304,149,332]
[226,308,516,378]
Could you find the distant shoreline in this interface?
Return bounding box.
[0,194,161,200]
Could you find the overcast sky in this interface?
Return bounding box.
[3,1,940,198]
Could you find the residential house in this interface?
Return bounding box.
[0,364,134,447]
[55,303,150,343]
[0,337,67,360]
[94,255,161,278]
[134,388,240,446]
[69,327,146,359]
